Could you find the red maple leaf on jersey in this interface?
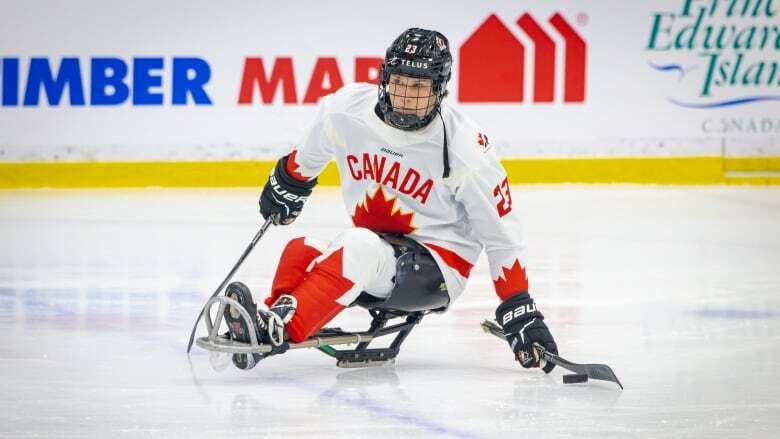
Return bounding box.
[285,149,308,182]
[352,186,416,234]
[493,259,529,300]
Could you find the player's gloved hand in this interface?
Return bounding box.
[259,155,317,225]
[495,292,557,373]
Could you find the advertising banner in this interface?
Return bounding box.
[1,0,778,163]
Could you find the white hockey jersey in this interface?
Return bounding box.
[286,83,530,303]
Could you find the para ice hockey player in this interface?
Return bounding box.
[223,28,558,371]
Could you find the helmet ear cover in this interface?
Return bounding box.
[377,28,453,131]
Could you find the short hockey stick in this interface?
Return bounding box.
[480,320,623,389]
[186,217,274,354]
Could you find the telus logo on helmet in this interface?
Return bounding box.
[400,60,429,69]
[459,13,587,103]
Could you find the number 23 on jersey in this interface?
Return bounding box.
[493,177,513,217]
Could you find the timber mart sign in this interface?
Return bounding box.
[0,13,586,107]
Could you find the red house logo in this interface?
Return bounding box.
[459,13,586,103]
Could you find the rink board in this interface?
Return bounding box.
[1,156,779,188]
[2,1,779,169]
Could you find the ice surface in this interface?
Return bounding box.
[1,186,779,438]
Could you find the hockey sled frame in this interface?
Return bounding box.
[195,295,426,367]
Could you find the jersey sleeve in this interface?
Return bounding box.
[283,96,338,182]
[453,149,530,302]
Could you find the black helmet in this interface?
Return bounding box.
[378,28,453,131]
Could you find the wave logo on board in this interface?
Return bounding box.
[646,0,780,109]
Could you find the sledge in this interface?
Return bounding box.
[194,280,450,368]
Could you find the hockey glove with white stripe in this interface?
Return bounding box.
[496,292,557,373]
[260,155,317,225]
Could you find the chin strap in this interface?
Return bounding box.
[438,109,450,178]
[376,103,450,178]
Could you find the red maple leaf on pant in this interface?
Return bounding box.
[286,248,354,343]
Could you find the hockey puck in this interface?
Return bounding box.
[563,373,589,384]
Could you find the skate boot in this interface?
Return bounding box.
[223,282,298,370]
[223,281,264,370]
[257,294,298,349]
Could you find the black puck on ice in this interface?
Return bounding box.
[563,373,589,384]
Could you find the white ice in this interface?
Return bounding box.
[1,186,779,438]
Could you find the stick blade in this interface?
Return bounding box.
[561,362,623,389]
[482,320,623,389]
[582,364,623,389]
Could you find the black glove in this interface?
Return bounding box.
[495,292,558,373]
[260,155,317,225]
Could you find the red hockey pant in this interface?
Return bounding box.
[264,228,397,343]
